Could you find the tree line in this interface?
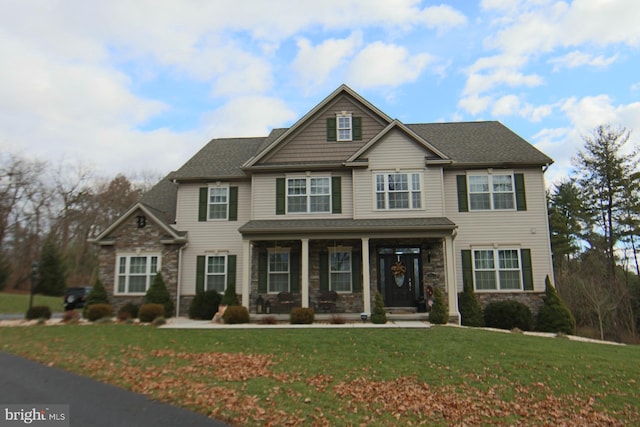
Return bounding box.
[0,153,158,293]
[549,124,640,343]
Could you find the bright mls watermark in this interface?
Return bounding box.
[1,404,69,426]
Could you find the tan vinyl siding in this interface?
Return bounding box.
[251,172,353,220]
[175,182,251,295]
[261,96,386,164]
[444,169,554,292]
[353,129,445,218]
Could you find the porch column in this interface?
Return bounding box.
[444,235,460,324]
[241,239,251,308]
[301,238,309,308]
[361,237,371,314]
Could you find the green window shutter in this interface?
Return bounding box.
[319,251,329,292]
[327,118,337,141]
[276,178,285,215]
[456,175,468,212]
[258,251,268,293]
[198,187,208,221]
[226,255,237,290]
[228,186,238,221]
[352,117,362,141]
[290,251,300,293]
[331,176,342,214]
[196,256,205,293]
[514,173,527,211]
[352,251,362,292]
[461,250,473,292]
[521,249,533,290]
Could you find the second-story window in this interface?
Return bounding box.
[375,172,422,210]
[337,114,352,141]
[208,187,228,219]
[468,174,515,210]
[287,177,331,213]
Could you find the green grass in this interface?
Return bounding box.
[1,325,638,426]
[0,293,63,314]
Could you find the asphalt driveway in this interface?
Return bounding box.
[0,352,228,427]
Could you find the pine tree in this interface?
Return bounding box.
[145,272,174,317]
[535,275,576,335]
[83,279,109,317]
[35,235,66,296]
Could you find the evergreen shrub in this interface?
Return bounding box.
[26,305,52,320]
[458,286,484,327]
[290,307,315,324]
[139,303,165,323]
[222,305,250,324]
[484,300,533,331]
[83,280,109,317]
[117,303,139,320]
[429,287,449,324]
[535,276,576,335]
[86,304,113,322]
[145,273,174,318]
[371,291,387,324]
[188,290,222,319]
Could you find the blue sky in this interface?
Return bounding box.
[1,0,639,186]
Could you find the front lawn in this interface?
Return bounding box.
[1,325,638,426]
[0,292,63,314]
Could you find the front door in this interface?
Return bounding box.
[378,248,422,307]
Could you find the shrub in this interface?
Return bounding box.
[139,303,165,323]
[458,286,484,327]
[371,291,387,324]
[86,304,113,322]
[429,287,449,324]
[222,305,250,324]
[151,316,166,327]
[26,305,52,320]
[188,290,222,319]
[290,307,315,324]
[61,310,80,323]
[83,279,109,317]
[484,300,533,331]
[117,302,139,320]
[221,281,239,307]
[535,275,576,335]
[258,316,279,325]
[145,273,174,318]
[329,314,346,324]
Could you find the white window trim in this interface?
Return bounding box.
[286,175,332,214]
[329,246,352,293]
[472,247,522,292]
[208,184,229,220]
[268,247,290,294]
[115,253,161,295]
[374,171,423,210]
[337,113,352,141]
[467,173,516,211]
[205,254,227,293]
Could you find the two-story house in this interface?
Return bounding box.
[91,85,554,323]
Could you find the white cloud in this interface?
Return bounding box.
[417,4,467,32]
[292,32,363,90]
[457,95,492,116]
[548,51,618,71]
[347,42,434,88]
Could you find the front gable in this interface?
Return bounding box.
[245,85,391,169]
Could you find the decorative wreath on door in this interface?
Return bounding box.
[391,261,406,277]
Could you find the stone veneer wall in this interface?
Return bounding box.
[96,209,181,315]
[475,292,545,317]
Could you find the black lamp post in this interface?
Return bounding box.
[28,261,38,313]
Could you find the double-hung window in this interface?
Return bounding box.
[208,186,228,219]
[268,249,290,293]
[473,249,521,290]
[329,248,352,292]
[337,114,352,141]
[287,177,331,213]
[116,254,160,294]
[468,175,515,210]
[206,255,227,292]
[376,172,422,209]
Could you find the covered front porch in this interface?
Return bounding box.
[238,218,460,321]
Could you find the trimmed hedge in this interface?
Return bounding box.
[188,290,222,320]
[222,305,250,324]
[458,290,484,327]
[290,307,315,324]
[484,300,533,331]
[26,305,52,320]
[139,303,166,323]
[535,276,576,335]
[371,291,387,324]
[429,287,449,324]
[86,304,113,322]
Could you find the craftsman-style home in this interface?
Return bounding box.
[91,85,554,322]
